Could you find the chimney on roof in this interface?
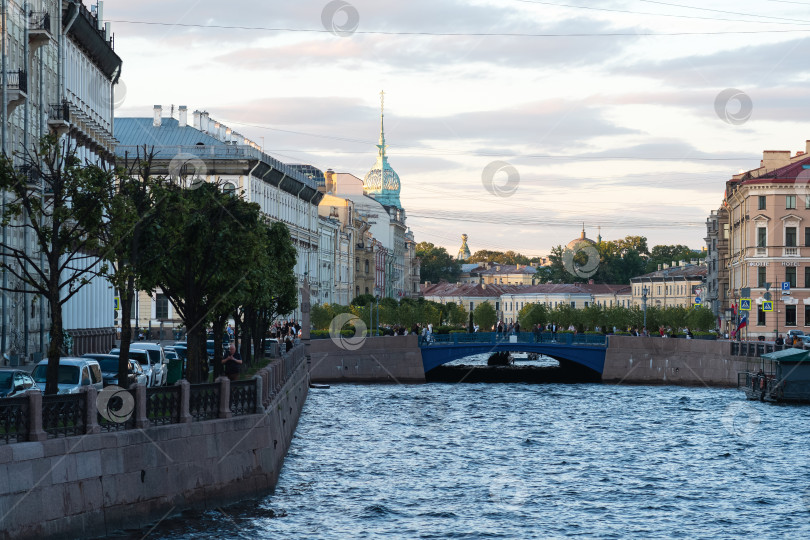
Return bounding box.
[200,111,210,133]
[588,279,594,284]
[671,261,677,267]
[192,110,201,129]
[225,127,233,143]
[153,105,162,127]
[806,140,810,156]
[663,263,669,269]
[425,281,431,286]
[178,105,187,128]
[762,150,791,172]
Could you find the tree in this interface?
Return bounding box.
[143,181,267,383]
[473,301,497,331]
[686,306,716,331]
[518,302,548,328]
[445,302,468,326]
[0,137,109,394]
[97,150,167,388]
[645,244,704,273]
[417,242,461,283]
[468,250,531,265]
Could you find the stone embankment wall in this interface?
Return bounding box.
[603,336,751,386]
[0,349,309,539]
[308,335,425,383]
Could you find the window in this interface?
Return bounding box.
[806,227,810,247]
[786,195,796,209]
[786,227,797,247]
[495,302,500,311]
[365,260,369,274]
[570,301,576,308]
[787,267,797,288]
[806,305,810,326]
[759,196,766,210]
[757,305,766,326]
[757,227,767,248]
[806,195,810,209]
[155,294,169,320]
[758,267,767,288]
[786,305,797,326]
[806,267,810,288]
[470,302,474,311]
[355,258,360,272]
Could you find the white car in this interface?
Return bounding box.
[110,347,165,387]
[130,343,168,386]
[31,357,104,394]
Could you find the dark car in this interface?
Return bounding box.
[81,354,148,387]
[0,368,38,398]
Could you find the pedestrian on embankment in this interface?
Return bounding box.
[222,343,243,382]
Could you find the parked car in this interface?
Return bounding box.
[81,354,148,387]
[129,343,168,386]
[31,358,104,394]
[788,329,805,338]
[0,368,38,398]
[109,348,163,387]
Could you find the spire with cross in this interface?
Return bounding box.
[377,90,387,158]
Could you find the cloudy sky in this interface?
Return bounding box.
[105,0,810,257]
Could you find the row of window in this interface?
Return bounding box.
[755,266,810,288]
[758,195,810,210]
[755,304,810,327]
[755,226,809,248]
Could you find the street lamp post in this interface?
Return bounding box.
[642,286,648,332]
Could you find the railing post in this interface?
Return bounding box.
[217,376,232,419]
[83,386,100,434]
[453,332,458,345]
[178,380,192,424]
[134,383,148,429]
[27,389,46,442]
[253,374,265,414]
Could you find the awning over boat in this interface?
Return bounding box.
[761,348,810,363]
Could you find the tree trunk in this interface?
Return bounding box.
[45,293,63,395]
[117,275,135,389]
[242,308,253,367]
[186,318,207,384]
[252,313,264,363]
[212,316,226,380]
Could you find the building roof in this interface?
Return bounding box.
[421,283,524,298]
[566,226,598,250]
[363,94,402,209]
[630,264,708,282]
[751,154,810,183]
[116,117,223,147]
[474,264,538,275]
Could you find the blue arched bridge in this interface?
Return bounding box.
[419,332,608,374]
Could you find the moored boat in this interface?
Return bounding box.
[738,347,810,403]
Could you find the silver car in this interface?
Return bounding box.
[31,358,104,394]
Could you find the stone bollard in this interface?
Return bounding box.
[27,389,47,442]
[216,376,232,419]
[253,374,265,414]
[177,379,192,424]
[82,386,100,434]
[134,384,149,429]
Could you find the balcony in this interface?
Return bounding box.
[28,12,52,50]
[784,247,799,257]
[47,100,70,135]
[755,247,767,257]
[4,70,27,116]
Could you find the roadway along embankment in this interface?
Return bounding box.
[308,335,426,383]
[602,336,750,387]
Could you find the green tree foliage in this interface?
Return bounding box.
[142,181,270,382]
[518,303,548,328]
[417,242,461,283]
[0,137,109,394]
[97,151,168,388]
[473,301,497,331]
[445,302,468,326]
[645,244,705,273]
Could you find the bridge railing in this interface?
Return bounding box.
[419,332,607,347]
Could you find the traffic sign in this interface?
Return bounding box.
[763,301,774,312]
[782,281,791,292]
[764,292,772,301]
[765,282,771,291]
[741,287,751,297]
[740,298,751,311]
[694,297,702,305]
[114,296,120,310]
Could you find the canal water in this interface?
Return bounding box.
[144,358,810,539]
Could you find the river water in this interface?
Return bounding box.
[144,356,810,539]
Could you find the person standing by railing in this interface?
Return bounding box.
[221,343,243,382]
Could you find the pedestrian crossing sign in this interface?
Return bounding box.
[114,297,120,310]
[762,301,774,312]
[740,298,751,311]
